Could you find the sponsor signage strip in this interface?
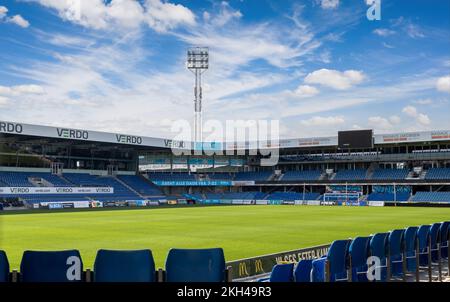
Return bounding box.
[226,244,330,281]
[0,187,114,195]
[2,121,450,150]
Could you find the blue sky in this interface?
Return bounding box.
[0,0,449,139]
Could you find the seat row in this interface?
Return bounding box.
[262,221,450,282]
[0,248,229,282]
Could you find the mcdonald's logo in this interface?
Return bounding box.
[254,259,264,274]
[238,262,249,277]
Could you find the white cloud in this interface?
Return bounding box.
[436,75,450,94]
[402,105,418,117]
[7,15,30,28]
[304,69,366,90]
[373,28,395,37]
[317,0,340,9]
[368,116,393,130]
[389,115,401,124]
[402,105,431,127]
[0,6,7,19]
[33,0,195,32]
[0,96,9,107]
[0,84,45,96]
[405,24,425,39]
[0,5,30,28]
[300,116,345,127]
[414,98,433,105]
[294,85,319,98]
[210,1,242,27]
[417,113,430,126]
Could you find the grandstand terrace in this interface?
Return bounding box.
[1,121,450,208]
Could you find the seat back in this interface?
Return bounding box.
[349,237,370,267]
[94,249,155,282]
[269,263,294,282]
[294,259,313,282]
[439,221,450,258]
[20,250,83,282]
[404,226,418,272]
[388,229,404,258]
[417,225,431,251]
[0,251,9,282]
[348,237,370,282]
[370,233,389,259]
[327,239,350,279]
[388,229,405,276]
[165,248,225,282]
[429,223,441,262]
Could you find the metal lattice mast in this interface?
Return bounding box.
[187,47,209,148]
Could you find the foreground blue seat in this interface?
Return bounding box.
[294,259,313,282]
[369,233,389,282]
[403,226,418,276]
[348,236,371,282]
[165,248,226,282]
[429,223,442,281]
[93,249,155,282]
[20,250,83,282]
[439,221,450,258]
[311,240,350,282]
[388,229,405,280]
[439,221,450,277]
[0,250,9,282]
[259,263,294,282]
[416,225,432,282]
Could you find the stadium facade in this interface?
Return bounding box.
[1,120,450,209]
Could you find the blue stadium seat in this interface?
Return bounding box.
[404,226,418,274]
[20,250,83,282]
[348,236,371,282]
[411,192,450,203]
[333,169,367,180]
[439,221,450,259]
[369,233,389,282]
[0,250,9,282]
[388,229,405,280]
[424,168,450,180]
[416,225,432,281]
[165,248,226,282]
[262,263,295,282]
[371,169,409,180]
[281,170,322,181]
[93,249,155,282]
[294,259,313,282]
[311,240,350,282]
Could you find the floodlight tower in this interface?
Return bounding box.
[187,47,209,148]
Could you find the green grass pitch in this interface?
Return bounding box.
[1,205,450,269]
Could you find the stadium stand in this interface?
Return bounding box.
[411,192,450,203]
[333,169,367,180]
[425,168,450,180]
[207,173,234,180]
[147,172,196,181]
[117,175,164,198]
[371,169,409,180]
[234,171,272,181]
[281,170,322,181]
[0,172,34,187]
[367,192,410,202]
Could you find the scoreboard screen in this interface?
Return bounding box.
[338,130,373,149]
